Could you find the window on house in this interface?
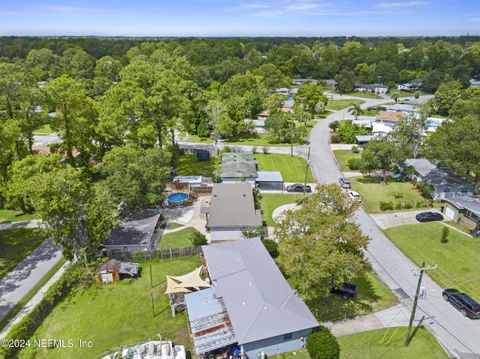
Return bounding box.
[283,333,292,340]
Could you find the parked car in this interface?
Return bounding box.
[339,177,351,189]
[415,212,443,223]
[347,190,361,202]
[331,283,357,300]
[442,288,480,319]
[286,183,312,193]
[470,228,480,238]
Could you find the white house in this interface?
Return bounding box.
[353,83,389,94]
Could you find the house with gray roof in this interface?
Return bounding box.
[202,183,263,242]
[442,196,480,230]
[185,239,318,358]
[403,158,474,199]
[220,153,258,186]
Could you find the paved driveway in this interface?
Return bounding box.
[371,209,443,229]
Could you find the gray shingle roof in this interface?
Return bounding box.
[256,171,284,183]
[206,183,262,228]
[203,239,318,345]
[405,158,437,177]
[104,211,160,246]
[444,196,480,217]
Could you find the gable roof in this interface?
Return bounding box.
[376,111,405,122]
[104,211,160,247]
[405,158,437,177]
[203,239,318,345]
[205,183,263,228]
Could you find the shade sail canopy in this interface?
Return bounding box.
[165,266,211,294]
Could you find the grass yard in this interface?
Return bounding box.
[344,91,382,99]
[333,150,361,172]
[33,123,53,134]
[159,227,199,250]
[326,99,364,111]
[254,153,314,182]
[385,222,480,301]
[18,257,201,359]
[260,193,306,226]
[269,349,310,359]
[349,177,431,213]
[185,134,214,143]
[338,327,448,359]
[0,209,38,223]
[174,154,218,177]
[362,107,380,116]
[165,222,184,230]
[0,228,45,279]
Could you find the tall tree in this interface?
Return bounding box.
[360,137,405,182]
[294,83,328,118]
[0,63,27,119]
[390,114,427,158]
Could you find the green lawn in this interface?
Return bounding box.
[159,227,198,250]
[18,257,201,359]
[165,222,184,230]
[269,349,310,359]
[174,154,218,177]
[0,209,38,223]
[333,150,361,172]
[326,99,364,111]
[260,193,308,227]
[338,327,448,359]
[33,124,53,134]
[254,153,314,182]
[0,228,45,279]
[344,92,382,99]
[350,177,431,213]
[185,134,214,143]
[362,108,380,116]
[385,222,480,301]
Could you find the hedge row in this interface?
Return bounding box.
[0,263,85,358]
[379,199,434,211]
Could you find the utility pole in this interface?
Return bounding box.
[303,146,311,195]
[405,262,437,345]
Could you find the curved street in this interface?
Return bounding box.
[308,95,480,359]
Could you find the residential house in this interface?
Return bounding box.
[244,118,266,134]
[397,82,422,91]
[470,78,480,87]
[202,183,263,241]
[372,111,405,136]
[185,239,318,358]
[220,152,258,185]
[353,83,388,94]
[380,103,418,114]
[103,210,161,256]
[403,158,474,199]
[442,196,480,230]
[292,78,319,85]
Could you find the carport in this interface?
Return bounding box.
[256,171,284,191]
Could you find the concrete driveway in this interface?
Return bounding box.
[371,209,443,229]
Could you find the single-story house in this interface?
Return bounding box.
[202,183,263,242]
[380,103,418,114]
[355,134,376,144]
[353,83,388,94]
[352,116,375,128]
[371,111,405,135]
[244,119,266,133]
[403,158,474,199]
[321,79,336,86]
[442,196,480,230]
[185,239,318,358]
[470,78,480,87]
[96,259,140,283]
[397,82,422,91]
[292,78,319,85]
[256,171,284,191]
[275,87,290,95]
[220,153,258,185]
[102,210,161,256]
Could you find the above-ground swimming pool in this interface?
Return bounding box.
[167,192,189,204]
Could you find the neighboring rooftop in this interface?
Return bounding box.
[202,239,318,345]
[256,171,284,183]
[354,83,388,89]
[405,158,437,177]
[381,103,418,113]
[220,153,258,179]
[204,183,262,228]
[376,111,405,122]
[443,196,480,217]
[104,210,160,247]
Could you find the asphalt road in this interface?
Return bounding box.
[308,96,480,358]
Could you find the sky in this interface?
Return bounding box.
[0,0,479,37]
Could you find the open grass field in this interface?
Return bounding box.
[0,228,45,280]
[0,209,38,223]
[385,222,480,301]
[337,327,448,359]
[174,154,218,178]
[260,193,306,227]
[349,177,431,213]
[254,153,314,182]
[33,124,53,134]
[159,227,199,250]
[326,99,364,111]
[333,150,361,172]
[344,91,382,99]
[18,257,201,359]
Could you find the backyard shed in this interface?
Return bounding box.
[96,259,140,284]
[256,171,284,191]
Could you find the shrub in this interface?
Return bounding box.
[351,145,359,154]
[329,120,340,132]
[330,133,340,144]
[190,231,207,246]
[395,202,403,210]
[262,239,279,258]
[347,158,361,170]
[379,201,394,211]
[441,226,449,244]
[306,326,340,359]
[223,145,231,153]
[403,201,414,209]
[392,192,403,199]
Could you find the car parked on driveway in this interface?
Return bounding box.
[339,177,351,189]
[443,288,480,319]
[331,283,357,300]
[286,183,312,193]
[416,212,443,223]
[347,190,361,202]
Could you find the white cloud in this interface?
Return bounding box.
[376,1,427,9]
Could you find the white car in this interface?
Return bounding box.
[347,190,361,202]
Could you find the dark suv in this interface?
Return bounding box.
[443,288,480,319]
[416,212,443,223]
[339,177,351,189]
[286,183,312,193]
[331,283,357,300]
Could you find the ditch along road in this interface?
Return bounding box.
[308,95,480,359]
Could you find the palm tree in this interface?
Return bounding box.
[348,103,364,119]
[314,101,325,117]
